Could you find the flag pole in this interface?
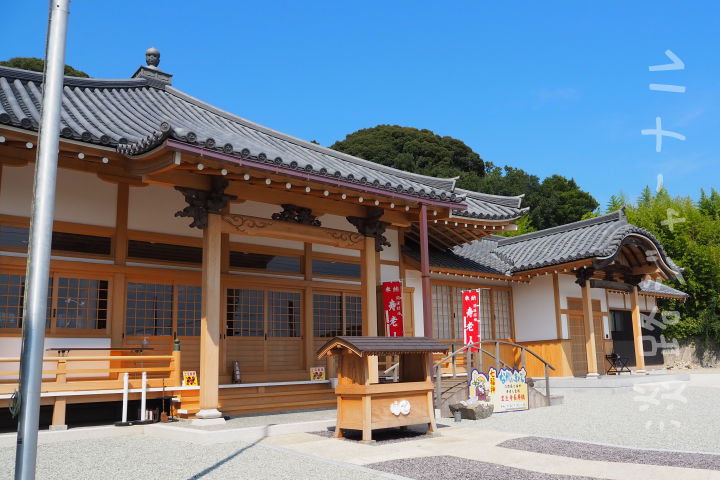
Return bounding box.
[15,0,70,478]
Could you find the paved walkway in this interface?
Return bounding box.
[2,372,719,479]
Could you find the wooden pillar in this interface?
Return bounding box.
[196,213,223,420]
[361,237,378,336]
[581,280,599,377]
[50,357,67,430]
[419,204,432,338]
[552,273,563,339]
[111,184,129,348]
[303,243,314,370]
[630,285,646,373]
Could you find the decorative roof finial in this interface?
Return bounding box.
[145,47,160,69]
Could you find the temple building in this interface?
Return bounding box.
[0,49,686,427]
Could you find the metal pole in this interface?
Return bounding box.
[15,1,70,478]
[140,372,147,422]
[121,373,128,423]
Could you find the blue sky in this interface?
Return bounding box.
[3,1,718,209]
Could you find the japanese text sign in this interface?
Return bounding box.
[382,281,404,337]
[462,290,480,350]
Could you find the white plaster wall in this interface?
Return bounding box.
[129,184,201,237]
[381,264,400,283]
[608,292,626,309]
[380,229,399,262]
[591,287,608,313]
[645,296,656,311]
[1,164,117,227]
[558,274,581,309]
[405,269,424,337]
[511,275,557,342]
[317,213,354,232]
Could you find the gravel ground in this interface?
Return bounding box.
[498,436,720,470]
[181,408,336,431]
[440,383,720,453]
[368,456,602,480]
[0,435,398,480]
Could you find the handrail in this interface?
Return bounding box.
[432,339,556,409]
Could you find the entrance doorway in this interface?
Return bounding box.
[610,309,664,367]
[224,286,304,382]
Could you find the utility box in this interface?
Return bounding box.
[317,336,448,442]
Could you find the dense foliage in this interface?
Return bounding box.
[0,57,89,78]
[330,124,486,184]
[330,125,598,231]
[606,187,720,343]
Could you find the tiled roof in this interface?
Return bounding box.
[408,210,682,277]
[317,336,449,358]
[452,188,528,221]
[0,66,524,221]
[638,280,688,299]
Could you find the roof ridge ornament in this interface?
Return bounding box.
[131,47,172,88]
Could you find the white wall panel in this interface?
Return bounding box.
[1,165,116,227]
[512,275,557,342]
[405,269,423,337]
[129,184,201,237]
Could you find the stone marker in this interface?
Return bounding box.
[449,399,494,420]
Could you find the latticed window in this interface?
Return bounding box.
[345,295,362,336]
[55,277,108,329]
[126,283,172,336]
[313,294,342,337]
[431,283,514,341]
[313,293,362,337]
[226,288,264,337]
[432,284,454,339]
[493,290,512,339]
[176,285,201,336]
[0,274,52,328]
[268,291,301,337]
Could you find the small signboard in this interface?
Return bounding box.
[183,370,198,386]
[382,281,404,337]
[468,367,528,412]
[310,366,325,381]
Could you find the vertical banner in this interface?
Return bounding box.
[463,289,480,351]
[382,281,404,336]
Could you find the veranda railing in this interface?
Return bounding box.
[432,340,556,408]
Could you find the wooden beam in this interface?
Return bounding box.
[581,281,599,376]
[630,285,646,372]
[221,214,365,250]
[197,213,223,420]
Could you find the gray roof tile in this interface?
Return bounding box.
[0,65,529,221]
[407,210,682,277]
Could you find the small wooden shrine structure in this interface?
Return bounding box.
[317,336,448,442]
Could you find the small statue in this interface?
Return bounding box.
[145,47,160,69]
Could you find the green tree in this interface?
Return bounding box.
[330,125,485,183]
[608,187,720,344]
[0,57,89,77]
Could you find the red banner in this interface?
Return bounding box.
[382,281,404,337]
[463,289,480,350]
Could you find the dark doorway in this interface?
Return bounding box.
[610,310,635,366]
[609,309,665,368]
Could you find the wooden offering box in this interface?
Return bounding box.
[317,336,448,442]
